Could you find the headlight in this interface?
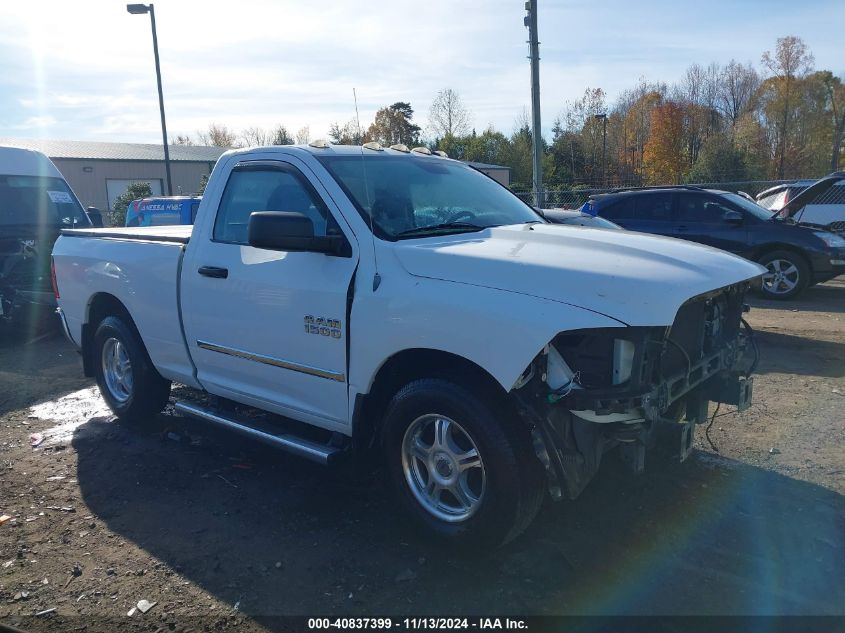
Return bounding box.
[612,339,635,385]
[814,231,845,248]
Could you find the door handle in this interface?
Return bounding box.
[198,265,228,279]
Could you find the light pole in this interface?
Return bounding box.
[127,3,172,196]
[594,113,607,188]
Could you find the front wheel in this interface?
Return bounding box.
[381,379,545,549]
[93,315,171,422]
[757,250,809,300]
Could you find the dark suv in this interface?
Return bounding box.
[582,186,845,299]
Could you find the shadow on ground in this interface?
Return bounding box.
[71,411,845,620]
[752,329,845,377]
[749,278,845,314]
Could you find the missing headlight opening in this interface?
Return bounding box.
[511,281,757,501]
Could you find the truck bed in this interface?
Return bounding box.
[61,225,191,244]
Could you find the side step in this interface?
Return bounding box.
[173,400,341,465]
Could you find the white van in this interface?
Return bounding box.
[0,146,99,326]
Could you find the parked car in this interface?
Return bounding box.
[756,172,845,231]
[125,196,201,227]
[0,146,101,328]
[53,144,762,548]
[541,208,621,229]
[583,186,845,300]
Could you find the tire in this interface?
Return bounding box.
[757,250,809,300]
[381,378,545,549]
[93,315,171,422]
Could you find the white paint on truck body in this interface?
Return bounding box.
[52,145,765,437]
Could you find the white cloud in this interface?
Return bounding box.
[0,0,842,143]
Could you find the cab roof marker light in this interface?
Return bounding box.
[411,146,432,155]
[389,144,410,153]
[434,150,449,158]
[362,141,384,151]
[308,139,331,149]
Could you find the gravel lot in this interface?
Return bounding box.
[1,279,844,631]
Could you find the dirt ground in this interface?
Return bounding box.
[1,280,844,631]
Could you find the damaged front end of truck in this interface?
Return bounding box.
[511,280,758,500]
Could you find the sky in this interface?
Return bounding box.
[1,0,842,145]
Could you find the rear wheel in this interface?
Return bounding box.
[757,250,809,300]
[381,379,545,549]
[93,316,171,422]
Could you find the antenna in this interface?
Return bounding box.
[353,88,381,291]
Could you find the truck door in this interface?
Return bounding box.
[180,158,358,430]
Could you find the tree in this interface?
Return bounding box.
[197,173,209,195]
[296,126,311,145]
[642,102,687,184]
[172,134,194,145]
[240,126,270,147]
[366,102,421,146]
[719,60,761,130]
[110,181,152,226]
[688,133,748,183]
[270,124,294,145]
[761,36,815,177]
[428,88,471,139]
[328,119,362,145]
[197,123,238,147]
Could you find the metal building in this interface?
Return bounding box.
[0,138,226,212]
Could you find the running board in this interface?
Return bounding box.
[173,401,341,465]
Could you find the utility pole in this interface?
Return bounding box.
[594,113,607,187]
[524,0,543,207]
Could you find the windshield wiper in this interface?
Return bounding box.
[395,221,487,238]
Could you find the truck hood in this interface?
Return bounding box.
[392,223,765,326]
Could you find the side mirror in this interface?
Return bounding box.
[723,210,743,226]
[87,207,104,228]
[247,211,347,255]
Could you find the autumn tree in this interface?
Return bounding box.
[761,36,815,177]
[366,102,421,146]
[643,102,687,184]
[295,126,311,145]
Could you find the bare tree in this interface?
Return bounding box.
[719,60,761,129]
[240,126,270,147]
[428,88,472,138]
[295,126,311,145]
[196,123,239,147]
[762,36,815,177]
[172,134,194,146]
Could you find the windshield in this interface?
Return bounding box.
[0,175,89,228]
[720,192,774,221]
[317,154,542,239]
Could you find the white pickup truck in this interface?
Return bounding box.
[52,143,763,547]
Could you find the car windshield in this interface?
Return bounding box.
[0,175,89,228]
[720,192,773,221]
[316,154,542,239]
